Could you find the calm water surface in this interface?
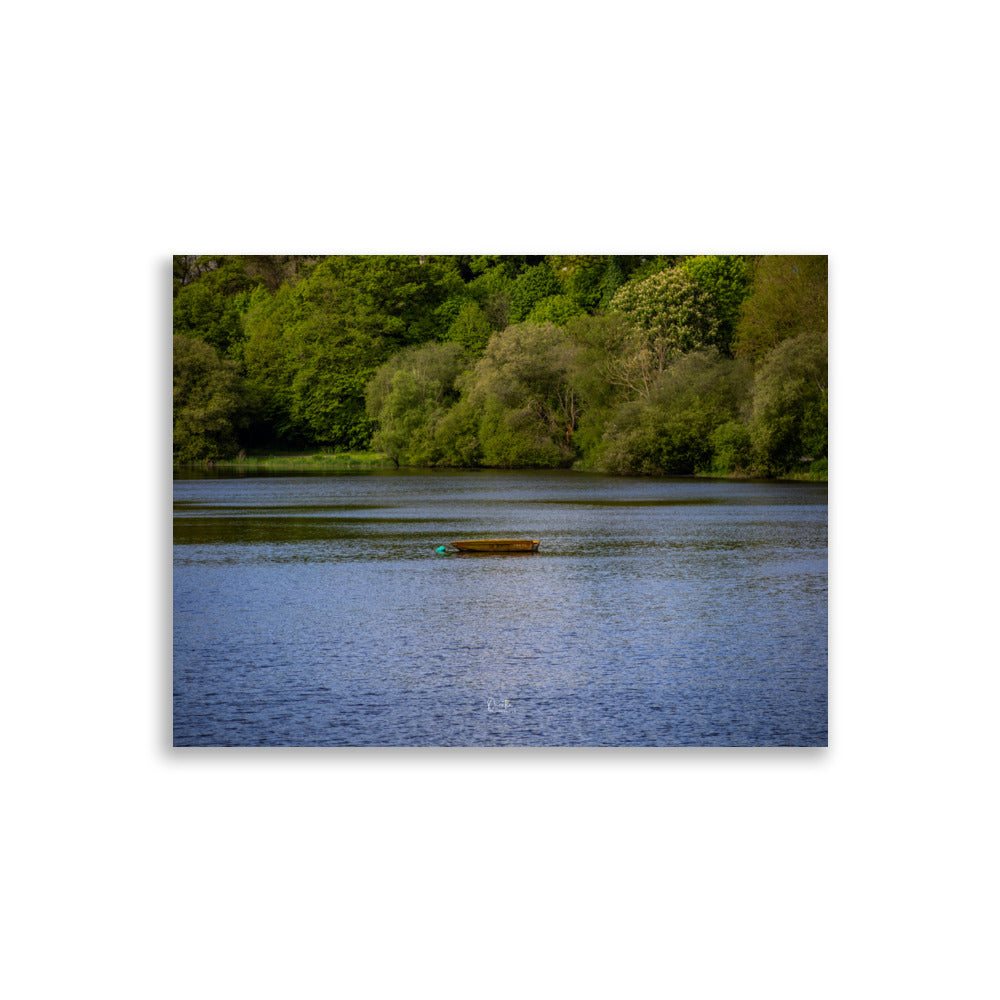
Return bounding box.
[173,470,827,747]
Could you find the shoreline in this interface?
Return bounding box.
[174,451,827,482]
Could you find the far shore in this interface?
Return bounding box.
[173,450,827,482]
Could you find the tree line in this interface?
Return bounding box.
[173,254,827,477]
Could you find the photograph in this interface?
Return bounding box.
[173,254,828,746]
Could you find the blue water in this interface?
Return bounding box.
[173,470,827,746]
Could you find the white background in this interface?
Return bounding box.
[3,2,997,997]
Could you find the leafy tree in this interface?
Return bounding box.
[467,265,515,331]
[241,274,384,448]
[607,267,721,397]
[173,282,250,356]
[597,351,752,475]
[173,335,253,461]
[708,421,754,477]
[445,299,492,354]
[321,255,462,345]
[732,255,828,361]
[560,312,634,462]
[459,322,584,466]
[749,329,828,472]
[431,396,483,467]
[508,262,562,323]
[365,342,466,465]
[173,256,261,355]
[527,294,585,326]
[238,257,463,448]
[681,255,754,356]
[546,255,610,313]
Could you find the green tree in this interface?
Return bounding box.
[749,329,828,473]
[561,312,634,464]
[445,299,492,354]
[173,335,253,461]
[173,255,261,355]
[708,421,754,477]
[241,272,385,448]
[607,267,721,397]
[508,262,562,324]
[546,255,610,313]
[732,255,828,361]
[681,255,754,356]
[365,342,467,465]
[459,322,583,467]
[322,255,463,345]
[597,351,752,475]
[527,293,585,326]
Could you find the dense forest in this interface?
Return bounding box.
[173,254,827,478]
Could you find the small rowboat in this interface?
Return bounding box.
[448,538,540,553]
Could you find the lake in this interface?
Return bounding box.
[173,470,827,747]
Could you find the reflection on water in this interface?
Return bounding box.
[173,470,827,747]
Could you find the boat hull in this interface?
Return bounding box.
[449,539,540,553]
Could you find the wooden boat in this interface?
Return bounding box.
[448,538,540,553]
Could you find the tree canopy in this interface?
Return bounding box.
[174,254,827,477]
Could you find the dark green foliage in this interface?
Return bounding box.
[172,256,261,355]
[749,330,828,473]
[732,255,828,361]
[597,352,752,475]
[173,282,249,356]
[173,335,253,462]
[681,255,754,356]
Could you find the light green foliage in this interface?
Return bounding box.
[608,267,721,397]
[241,274,383,447]
[173,335,252,461]
[238,257,461,448]
[365,342,466,465]
[560,313,634,461]
[527,294,584,326]
[708,421,754,476]
[445,299,493,354]
[750,330,828,473]
[732,255,828,361]
[597,352,752,475]
[508,262,562,323]
[431,396,483,467]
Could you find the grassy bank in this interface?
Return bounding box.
[177,451,827,481]
[177,450,398,472]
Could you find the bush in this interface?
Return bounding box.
[708,420,753,476]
